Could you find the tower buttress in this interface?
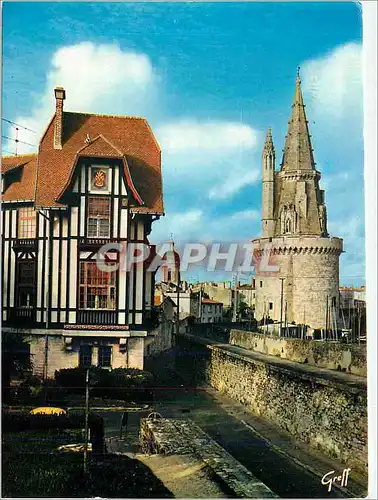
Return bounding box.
[262,128,275,237]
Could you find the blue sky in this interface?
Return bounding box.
[2,2,364,285]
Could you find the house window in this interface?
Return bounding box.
[16,261,36,307]
[260,281,263,288]
[87,197,111,238]
[79,262,116,309]
[269,302,274,311]
[98,345,112,368]
[79,345,93,367]
[18,207,36,238]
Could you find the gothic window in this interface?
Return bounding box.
[18,207,36,238]
[79,261,116,310]
[87,197,111,238]
[16,260,36,308]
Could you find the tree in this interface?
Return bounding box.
[2,331,32,402]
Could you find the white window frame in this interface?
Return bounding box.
[87,196,111,238]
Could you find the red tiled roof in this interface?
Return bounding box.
[1,154,37,174]
[2,154,38,202]
[2,108,164,215]
[36,111,163,213]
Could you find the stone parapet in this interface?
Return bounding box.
[253,235,343,256]
[229,330,367,377]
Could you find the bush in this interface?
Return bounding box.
[2,411,104,453]
[54,366,155,403]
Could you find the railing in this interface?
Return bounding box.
[12,239,37,250]
[78,237,122,251]
[77,310,118,325]
[8,307,36,326]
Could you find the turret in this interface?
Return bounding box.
[262,128,275,238]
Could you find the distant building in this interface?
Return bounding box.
[339,286,366,310]
[200,299,223,323]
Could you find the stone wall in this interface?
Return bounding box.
[145,321,174,359]
[176,336,368,476]
[230,330,367,377]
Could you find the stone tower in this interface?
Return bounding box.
[161,240,180,285]
[253,73,343,331]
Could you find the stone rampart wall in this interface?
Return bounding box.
[230,330,367,377]
[176,336,368,476]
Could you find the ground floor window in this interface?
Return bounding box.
[98,345,112,367]
[79,345,93,367]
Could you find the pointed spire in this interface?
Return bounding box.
[263,127,275,154]
[281,71,316,171]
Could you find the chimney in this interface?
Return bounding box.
[54,87,66,149]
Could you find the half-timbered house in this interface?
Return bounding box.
[1,87,164,376]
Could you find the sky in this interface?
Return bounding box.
[2,1,364,285]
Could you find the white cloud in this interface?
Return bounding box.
[157,120,257,153]
[301,42,362,121]
[5,42,157,154]
[209,170,260,200]
[156,120,261,200]
[150,209,204,242]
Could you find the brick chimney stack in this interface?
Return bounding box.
[54,87,66,150]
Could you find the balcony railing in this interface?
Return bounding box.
[77,310,118,325]
[78,237,122,251]
[8,307,36,326]
[13,239,37,251]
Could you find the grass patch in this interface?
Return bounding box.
[2,429,173,498]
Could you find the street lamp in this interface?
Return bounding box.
[279,278,285,337]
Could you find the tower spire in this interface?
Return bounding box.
[281,72,315,171]
[263,127,274,154]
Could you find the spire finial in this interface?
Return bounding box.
[263,127,274,153]
[296,66,301,82]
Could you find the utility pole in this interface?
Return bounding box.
[176,274,181,336]
[325,295,329,340]
[279,278,284,337]
[83,368,90,474]
[232,273,238,323]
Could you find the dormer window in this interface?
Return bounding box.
[87,197,110,238]
[18,207,36,239]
